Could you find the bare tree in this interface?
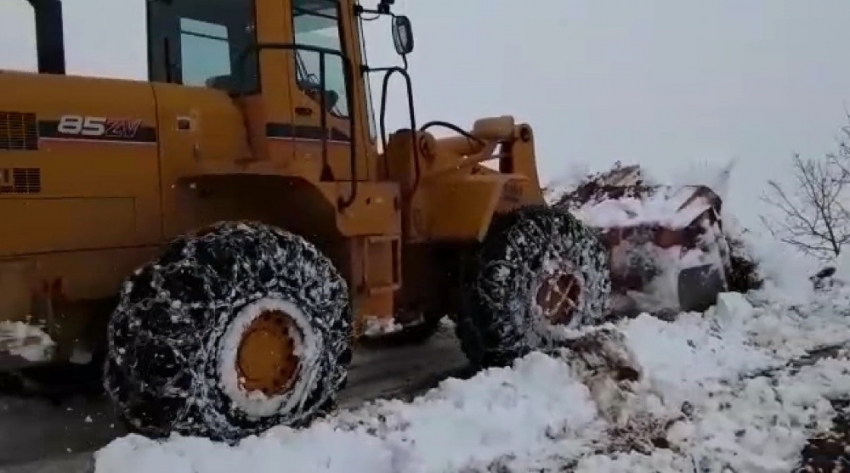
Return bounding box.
[760,125,850,260]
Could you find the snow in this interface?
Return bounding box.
[546,159,740,233]
[546,162,724,231]
[92,171,850,473]
[93,265,850,473]
[570,185,715,230]
[666,158,737,204]
[363,316,403,336]
[0,320,55,362]
[542,162,596,203]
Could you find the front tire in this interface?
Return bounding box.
[455,206,611,367]
[103,221,352,441]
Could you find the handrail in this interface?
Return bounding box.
[368,65,419,195]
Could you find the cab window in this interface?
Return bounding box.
[147,0,259,92]
[179,19,232,87]
[292,0,350,118]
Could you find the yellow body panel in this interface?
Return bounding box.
[0,71,161,249]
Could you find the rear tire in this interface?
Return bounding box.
[103,221,352,441]
[455,206,611,367]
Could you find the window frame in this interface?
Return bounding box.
[146,0,260,93]
[178,18,234,88]
[356,14,377,142]
[290,0,352,120]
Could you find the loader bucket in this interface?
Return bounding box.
[678,264,726,312]
[554,164,732,317]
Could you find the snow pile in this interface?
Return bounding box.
[666,158,737,203]
[96,352,604,473]
[809,246,850,293]
[90,164,845,472]
[570,185,716,230]
[0,320,55,362]
[546,159,737,231]
[332,353,603,472]
[93,278,850,472]
[734,223,818,303]
[834,250,850,283]
[542,162,595,204]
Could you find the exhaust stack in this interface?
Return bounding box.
[28,0,65,74]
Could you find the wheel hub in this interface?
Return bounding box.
[236,309,300,396]
[536,271,582,325]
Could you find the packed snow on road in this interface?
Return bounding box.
[94,168,850,473]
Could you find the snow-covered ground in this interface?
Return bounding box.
[92,221,850,473]
[0,320,55,363]
[0,323,470,469]
[91,163,849,473]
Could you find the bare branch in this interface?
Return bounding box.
[760,143,850,261]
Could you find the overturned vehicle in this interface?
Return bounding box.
[551,164,762,320]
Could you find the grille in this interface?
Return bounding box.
[0,112,39,151]
[0,168,41,194]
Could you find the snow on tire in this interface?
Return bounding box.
[455,205,611,367]
[103,221,352,441]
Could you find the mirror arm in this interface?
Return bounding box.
[354,5,373,15]
[354,1,395,17]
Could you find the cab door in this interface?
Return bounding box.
[287,0,364,182]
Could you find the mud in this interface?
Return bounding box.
[795,398,850,472]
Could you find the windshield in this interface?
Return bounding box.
[293,2,338,84]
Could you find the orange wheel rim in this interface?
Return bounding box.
[536,272,582,325]
[236,309,300,396]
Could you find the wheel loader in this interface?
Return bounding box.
[0,0,616,440]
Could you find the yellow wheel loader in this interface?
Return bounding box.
[0,0,613,440]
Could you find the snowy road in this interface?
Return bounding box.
[87,288,850,473]
[5,287,850,472]
[0,322,470,473]
[3,220,849,472]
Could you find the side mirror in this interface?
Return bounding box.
[391,15,414,56]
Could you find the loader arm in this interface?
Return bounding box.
[383,115,546,243]
[423,116,543,191]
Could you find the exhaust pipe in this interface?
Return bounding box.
[27,0,65,74]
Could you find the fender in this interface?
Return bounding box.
[419,173,545,242]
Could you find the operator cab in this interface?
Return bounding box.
[142,0,414,191]
[21,0,415,193]
[147,0,346,112]
[145,0,368,188]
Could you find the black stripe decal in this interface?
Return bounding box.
[38,120,157,144]
[266,123,350,142]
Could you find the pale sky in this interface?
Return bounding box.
[3,0,850,230]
